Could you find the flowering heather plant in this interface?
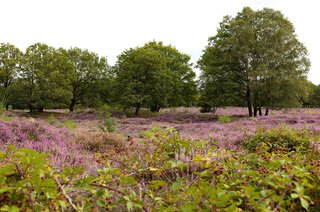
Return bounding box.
[0,120,87,168]
[64,109,100,121]
[118,107,320,150]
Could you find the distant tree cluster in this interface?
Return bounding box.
[1,7,319,116]
[0,42,197,114]
[0,43,111,112]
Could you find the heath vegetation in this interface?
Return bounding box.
[1,6,320,211]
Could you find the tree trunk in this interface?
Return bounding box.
[29,104,33,113]
[253,107,257,117]
[246,84,253,117]
[135,103,141,116]
[156,106,161,113]
[38,107,44,112]
[69,99,77,112]
[150,105,157,112]
[150,104,161,113]
[265,107,269,116]
[258,106,262,116]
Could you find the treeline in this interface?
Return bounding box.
[0,41,197,114]
[1,7,320,116]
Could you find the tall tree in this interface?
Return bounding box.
[20,43,72,112]
[144,42,197,110]
[198,7,310,116]
[114,41,196,115]
[0,43,22,109]
[66,47,108,111]
[115,46,169,115]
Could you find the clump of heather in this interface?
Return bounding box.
[153,110,217,123]
[0,120,87,168]
[118,107,320,150]
[64,109,100,121]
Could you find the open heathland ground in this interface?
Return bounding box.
[1,107,320,211]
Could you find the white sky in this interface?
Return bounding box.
[1,0,319,84]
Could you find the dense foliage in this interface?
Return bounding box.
[198,7,310,116]
[1,126,320,211]
[114,41,196,115]
[1,43,110,112]
[1,41,198,113]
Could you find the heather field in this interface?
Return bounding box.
[1,107,320,210]
[119,107,320,148]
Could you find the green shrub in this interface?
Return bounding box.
[100,112,117,132]
[218,115,232,123]
[61,119,77,128]
[2,128,320,211]
[47,113,55,124]
[243,125,312,153]
[0,146,120,211]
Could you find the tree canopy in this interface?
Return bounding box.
[18,43,72,112]
[0,8,315,115]
[198,7,310,116]
[114,41,196,115]
[66,47,109,111]
[0,43,22,109]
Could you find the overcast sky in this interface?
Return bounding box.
[1,0,319,84]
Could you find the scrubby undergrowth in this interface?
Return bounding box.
[2,108,320,210]
[1,123,320,211]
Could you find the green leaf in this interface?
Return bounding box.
[126,201,133,210]
[171,182,181,192]
[97,200,106,207]
[0,206,20,212]
[291,193,299,199]
[96,189,105,198]
[300,197,309,210]
[260,190,267,198]
[0,188,12,194]
[120,176,136,185]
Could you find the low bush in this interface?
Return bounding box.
[218,115,232,123]
[61,119,78,128]
[76,131,126,153]
[1,127,320,211]
[243,125,312,153]
[99,112,117,132]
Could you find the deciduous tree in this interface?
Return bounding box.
[66,47,108,111]
[115,41,196,115]
[198,7,310,116]
[0,43,22,109]
[20,43,72,112]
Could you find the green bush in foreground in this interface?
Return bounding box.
[1,127,320,211]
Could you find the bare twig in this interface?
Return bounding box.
[54,176,78,211]
[12,161,35,212]
[12,161,24,177]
